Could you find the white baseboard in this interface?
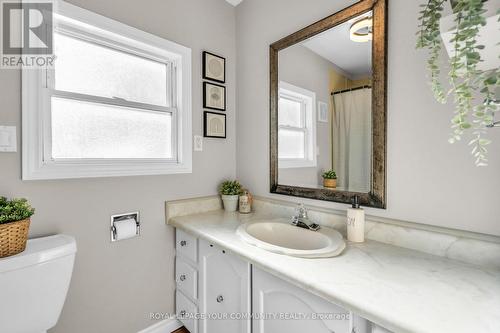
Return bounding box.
[138,318,183,333]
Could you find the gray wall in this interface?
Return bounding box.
[0,0,236,332]
[278,44,333,186]
[235,0,500,236]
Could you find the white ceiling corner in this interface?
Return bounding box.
[302,12,372,79]
[225,0,243,7]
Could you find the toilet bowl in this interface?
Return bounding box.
[0,234,77,333]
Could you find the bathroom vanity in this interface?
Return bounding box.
[174,228,376,333]
[167,197,500,333]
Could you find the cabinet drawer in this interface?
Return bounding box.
[176,257,197,300]
[176,229,197,263]
[176,290,198,333]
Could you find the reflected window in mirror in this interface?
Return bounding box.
[278,82,317,170]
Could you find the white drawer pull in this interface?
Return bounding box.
[217,295,224,303]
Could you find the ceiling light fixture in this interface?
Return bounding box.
[350,17,373,43]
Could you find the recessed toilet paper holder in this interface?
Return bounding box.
[110,212,140,242]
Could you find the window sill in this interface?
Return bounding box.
[278,160,317,169]
[22,160,192,180]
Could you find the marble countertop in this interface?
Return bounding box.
[169,210,500,333]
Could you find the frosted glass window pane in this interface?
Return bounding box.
[51,97,172,159]
[54,32,169,106]
[278,129,305,159]
[279,97,303,127]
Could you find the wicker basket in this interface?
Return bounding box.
[323,178,337,188]
[0,218,31,258]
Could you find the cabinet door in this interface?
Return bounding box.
[253,267,367,333]
[371,324,393,333]
[199,240,251,333]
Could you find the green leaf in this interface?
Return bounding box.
[485,76,497,85]
[479,139,491,146]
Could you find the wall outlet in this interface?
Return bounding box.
[194,135,203,151]
[0,126,17,152]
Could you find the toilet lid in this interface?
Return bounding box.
[0,234,76,273]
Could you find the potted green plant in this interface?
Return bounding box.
[416,0,499,166]
[219,180,242,212]
[322,170,337,188]
[0,197,35,258]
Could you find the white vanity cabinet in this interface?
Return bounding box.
[253,267,370,333]
[175,229,388,333]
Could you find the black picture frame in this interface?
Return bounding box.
[204,111,226,138]
[202,51,226,83]
[203,82,226,111]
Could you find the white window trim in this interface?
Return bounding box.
[278,81,317,169]
[22,0,192,180]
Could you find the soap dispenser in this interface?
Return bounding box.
[347,195,365,243]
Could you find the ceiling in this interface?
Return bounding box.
[225,0,243,6]
[302,13,372,79]
[223,3,371,78]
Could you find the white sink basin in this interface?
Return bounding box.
[236,219,345,258]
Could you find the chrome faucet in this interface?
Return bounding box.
[291,203,320,231]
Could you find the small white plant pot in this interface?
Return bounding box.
[221,195,239,212]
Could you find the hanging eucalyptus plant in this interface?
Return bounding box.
[416,0,499,166]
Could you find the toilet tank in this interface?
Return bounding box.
[0,234,77,333]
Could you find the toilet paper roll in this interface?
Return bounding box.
[114,218,137,240]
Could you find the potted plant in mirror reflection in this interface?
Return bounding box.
[416,0,499,166]
[0,197,35,258]
[219,180,242,212]
[322,170,337,189]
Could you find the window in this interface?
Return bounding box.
[278,82,316,168]
[22,1,192,179]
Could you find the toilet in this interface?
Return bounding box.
[0,234,77,333]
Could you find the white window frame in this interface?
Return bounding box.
[278,81,317,169]
[22,0,192,180]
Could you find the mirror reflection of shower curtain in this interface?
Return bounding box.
[332,88,372,192]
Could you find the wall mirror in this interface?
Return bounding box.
[270,0,387,208]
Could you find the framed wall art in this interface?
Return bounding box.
[203,82,226,111]
[318,101,329,123]
[202,51,225,83]
[204,111,226,138]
